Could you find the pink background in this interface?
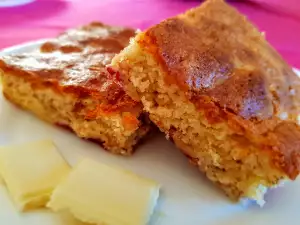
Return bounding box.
[0,0,299,68]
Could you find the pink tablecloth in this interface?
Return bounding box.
[0,0,299,68]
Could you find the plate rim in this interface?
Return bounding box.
[0,0,35,7]
[0,39,51,55]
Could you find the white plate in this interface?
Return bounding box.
[0,0,35,7]
[0,40,300,225]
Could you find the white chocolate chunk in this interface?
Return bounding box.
[48,158,160,225]
[0,140,70,211]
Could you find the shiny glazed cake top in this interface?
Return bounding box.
[0,22,138,110]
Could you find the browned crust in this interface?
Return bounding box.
[0,22,142,123]
[40,22,136,54]
[0,54,142,122]
[0,22,154,154]
[136,0,300,179]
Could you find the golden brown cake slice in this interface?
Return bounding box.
[0,23,151,155]
[111,0,300,203]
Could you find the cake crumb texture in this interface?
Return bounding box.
[0,22,151,155]
[111,0,300,201]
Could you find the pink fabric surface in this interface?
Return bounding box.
[0,0,299,68]
[249,0,300,20]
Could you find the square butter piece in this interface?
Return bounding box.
[0,140,70,211]
[48,158,160,225]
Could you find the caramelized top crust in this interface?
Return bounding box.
[137,0,300,178]
[0,52,140,116]
[139,0,300,122]
[40,22,136,54]
[0,22,141,118]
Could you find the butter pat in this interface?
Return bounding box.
[48,158,160,225]
[0,140,70,211]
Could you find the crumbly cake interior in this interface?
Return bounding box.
[112,41,286,202]
[0,22,152,155]
[1,74,149,155]
[3,74,149,155]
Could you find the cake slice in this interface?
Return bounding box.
[0,23,151,155]
[111,0,300,203]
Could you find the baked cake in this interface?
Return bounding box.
[111,0,300,203]
[0,22,151,155]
